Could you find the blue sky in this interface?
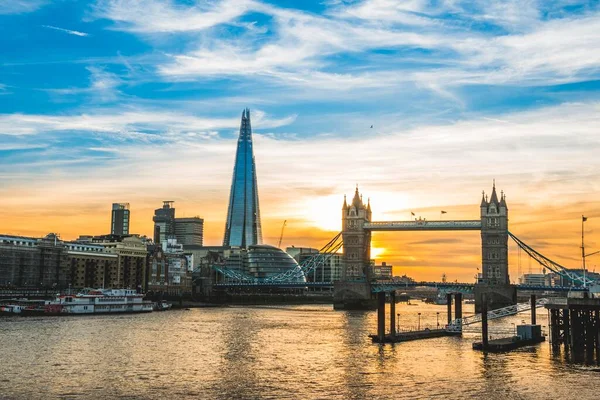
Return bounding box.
[2,0,600,279]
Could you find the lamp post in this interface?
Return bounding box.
[418,312,421,331]
[436,312,440,329]
[397,313,400,333]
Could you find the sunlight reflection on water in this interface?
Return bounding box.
[1,303,598,399]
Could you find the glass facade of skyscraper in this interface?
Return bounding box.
[223,108,263,247]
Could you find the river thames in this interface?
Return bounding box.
[1,303,598,399]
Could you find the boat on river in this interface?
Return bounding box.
[20,288,154,316]
[1,299,47,315]
[153,300,172,311]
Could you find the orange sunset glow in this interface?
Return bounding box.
[3,121,599,283]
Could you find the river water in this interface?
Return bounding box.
[1,303,598,399]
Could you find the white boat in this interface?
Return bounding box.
[1,299,47,315]
[21,288,154,316]
[153,300,172,311]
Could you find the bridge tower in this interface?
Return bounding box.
[334,187,376,310]
[475,182,517,311]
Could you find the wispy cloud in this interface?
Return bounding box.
[0,108,296,136]
[0,0,46,15]
[41,25,89,37]
[94,0,600,98]
[2,102,599,279]
[93,0,255,33]
[44,66,121,103]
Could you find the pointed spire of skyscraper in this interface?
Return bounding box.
[223,108,263,247]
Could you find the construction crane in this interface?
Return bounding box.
[278,220,287,248]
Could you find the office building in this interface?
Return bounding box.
[111,203,130,236]
[153,201,176,244]
[153,201,204,246]
[373,262,393,280]
[174,217,204,246]
[223,108,263,247]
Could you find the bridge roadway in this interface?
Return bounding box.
[363,220,482,231]
[212,281,586,292]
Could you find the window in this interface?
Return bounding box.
[487,217,499,227]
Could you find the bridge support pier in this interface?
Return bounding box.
[474,283,517,313]
[455,293,463,321]
[377,292,386,341]
[333,281,376,310]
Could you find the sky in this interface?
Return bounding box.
[1,0,600,282]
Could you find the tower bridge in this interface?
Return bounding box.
[335,183,514,311]
[211,183,597,311]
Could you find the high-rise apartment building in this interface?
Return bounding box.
[111,203,130,236]
[223,108,263,247]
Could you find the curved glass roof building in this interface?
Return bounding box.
[223,109,263,247]
[246,245,306,282]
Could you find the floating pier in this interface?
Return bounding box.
[473,294,545,352]
[371,328,459,343]
[372,291,463,344]
[473,335,546,352]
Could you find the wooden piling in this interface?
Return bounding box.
[447,293,452,325]
[481,293,488,350]
[530,294,536,325]
[390,291,396,337]
[377,292,386,342]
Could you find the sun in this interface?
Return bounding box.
[371,246,385,260]
[305,195,345,232]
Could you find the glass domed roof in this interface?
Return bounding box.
[246,245,306,282]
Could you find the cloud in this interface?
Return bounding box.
[117,0,600,98]
[0,108,296,136]
[93,0,255,33]
[44,66,121,103]
[2,101,599,280]
[0,0,46,14]
[41,25,89,37]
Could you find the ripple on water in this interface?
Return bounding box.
[0,304,599,399]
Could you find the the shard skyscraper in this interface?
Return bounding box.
[223,108,263,247]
